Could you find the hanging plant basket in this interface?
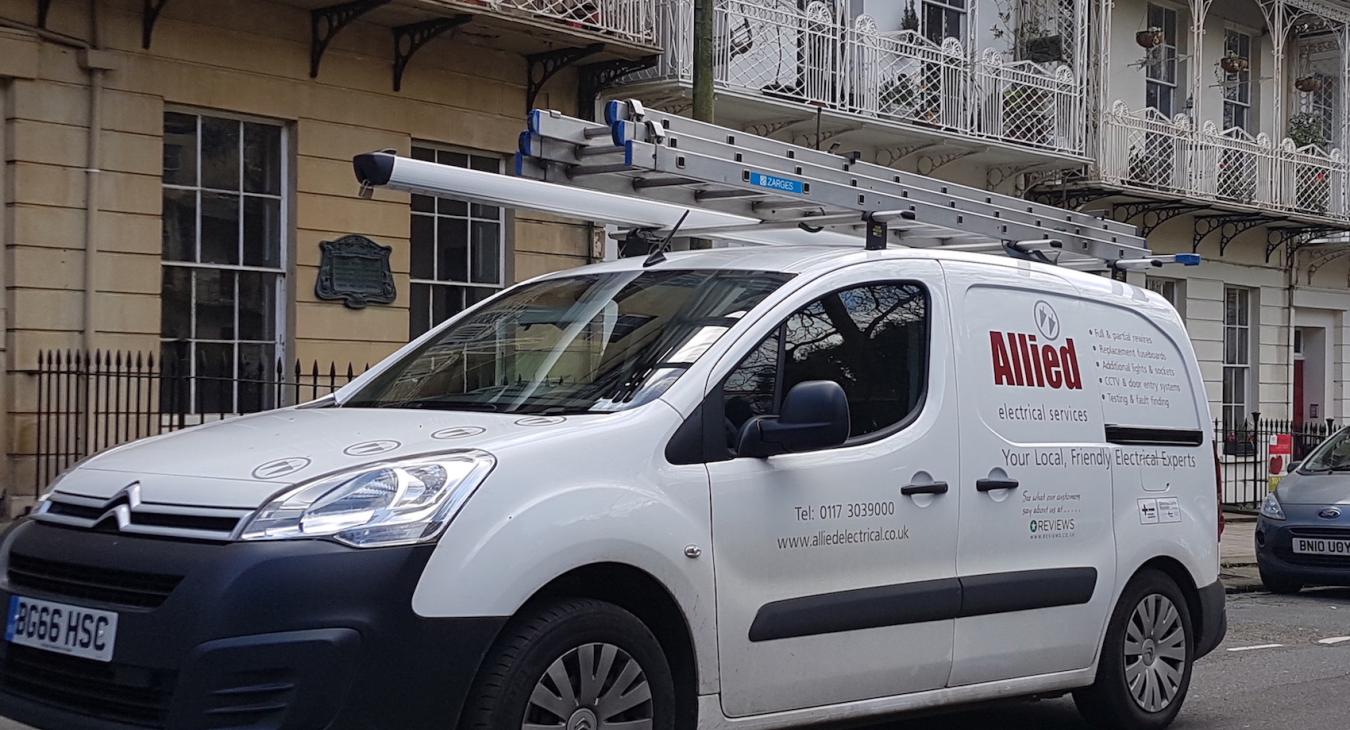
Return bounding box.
[1296,75,1324,93]
[1220,54,1249,74]
[1136,28,1164,49]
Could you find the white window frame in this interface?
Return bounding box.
[1145,3,1180,117]
[920,0,966,45]
[160,108,289,415]
[1145,276,1184,318]
[1223,29,1254,132]
[1222,286,1253,431]
[408,142,508,339]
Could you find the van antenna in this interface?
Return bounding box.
[644,209,692,267]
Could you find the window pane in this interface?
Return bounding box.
[201,117,240,191]
[163,112,198,186]
[438,218,469,282]
[242,196,281,268]
[724,331,780,439]
[159,341,193,414]
[162,189,197,261]
[237,343,276,413]
[243,123,282,195]
[195,342,234,414]
[438,150,468,167]
[410,282,431,339]
[431,285,464,327]
[201,192,241,265]
[411,215,435,279]
[1223,368,1235,402]
[469,155,500,218]
[780,283,928,438]
[194,269,236,340]
[238,271,277,342]
[161,266,192,339]
[412,147,435,162]
[1236,329,1249,364]
[412,193,435,213]
[438,195,467,217]
[470,221,501,284]
[467,287,496,308]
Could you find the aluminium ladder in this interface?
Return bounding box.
[354,99,1197,273]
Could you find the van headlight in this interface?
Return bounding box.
[1259,492,1286,521]
[239,450,495,547]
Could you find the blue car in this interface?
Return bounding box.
[1256,427,1350,593]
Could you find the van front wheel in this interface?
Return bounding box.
[1073,570,1194,730]
[462,598,676,730]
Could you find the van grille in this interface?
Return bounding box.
[0,645,174,728]
[32,491,252,542]
[7,553,182,609]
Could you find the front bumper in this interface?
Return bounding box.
[1255,515,1350,586]
[0,520,506,730]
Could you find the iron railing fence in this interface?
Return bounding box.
[1101,102,1349,220]
[1216,415,1339,509]
[24,350,369,494]
[427,0,659,45]
[630,0,1088,157]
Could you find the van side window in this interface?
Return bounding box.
[722,282,928,447]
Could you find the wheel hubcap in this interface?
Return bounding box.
[524,642,653,730]
[1124,593,1187,713]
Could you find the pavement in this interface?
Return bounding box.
[1218,513,1264,594]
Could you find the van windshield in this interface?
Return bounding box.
[343,269,792,414]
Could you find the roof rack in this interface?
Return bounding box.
[354,99,1199,273]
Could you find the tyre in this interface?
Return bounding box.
[1259,569,1303,595]
[1073,569,1193,730]
[462,598,676,730]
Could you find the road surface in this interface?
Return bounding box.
[0,588,1346,729]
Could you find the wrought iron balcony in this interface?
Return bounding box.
[423,0,660,48]
[617,0,1091,161]
[1100,103,1347,222]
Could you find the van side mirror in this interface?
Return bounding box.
[736,381,850,458]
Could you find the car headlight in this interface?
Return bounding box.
[1260,492,1286,521]
[240,450,495,547]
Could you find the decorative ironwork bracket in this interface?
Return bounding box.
[916,149,979,176]
[526,43,605,114]
[1191,214,1268,255]
[874,144,931,168]
[311,0,392,79]
[393,15,471,92]
[1112,202,1197,237]
[1304,247,1350,282]
[1027,187,1115,211]
[577,55,659,120]
[142,0,171,48]
[743,120,801,138]
[1266,226,1337,262]
[37,0,51,27]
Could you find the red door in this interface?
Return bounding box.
[1294,359,1305,425]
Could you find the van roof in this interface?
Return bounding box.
[552,245,1125,287]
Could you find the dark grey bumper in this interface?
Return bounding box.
[1193,579,1226,659]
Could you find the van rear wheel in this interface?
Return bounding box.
[1073,569,1193,730]
[462,598,676,730]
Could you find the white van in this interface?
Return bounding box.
[2,246,1223,730]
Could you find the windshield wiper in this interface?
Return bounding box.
[378,399,502,412]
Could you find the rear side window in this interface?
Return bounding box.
[723,282,929,444]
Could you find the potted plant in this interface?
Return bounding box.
[1289,112,1331,213]
[1289,111,1325,148]
[1136,27,1165,49]
[1296,75,1324,93]
[901,0,919,32]
[1220,50,1249,74]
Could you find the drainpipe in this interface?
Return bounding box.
[80,0,106,355]
[1287,247,1297,422]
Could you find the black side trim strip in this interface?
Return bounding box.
[958,567,1098,618]
[1105,425,1204,447]
[748,578,961,642]
[748,567,1098,642]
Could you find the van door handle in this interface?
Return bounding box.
[976,478,1020,492]
[901,481,949,496]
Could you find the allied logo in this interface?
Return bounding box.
[1319,507,1342,520]
[343,440,401,457]
[252,457,312,480]
[1033,300,1061,340]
